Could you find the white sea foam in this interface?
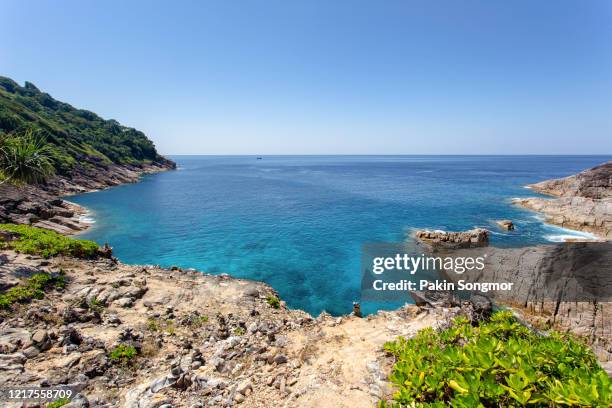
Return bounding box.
[545,234,596,242]
[62,199,95,224]
[543,227,598,242]
[79,214,96,224]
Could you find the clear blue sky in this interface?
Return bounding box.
[2,0,611,154]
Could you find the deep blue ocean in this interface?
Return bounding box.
[69,155,610,316]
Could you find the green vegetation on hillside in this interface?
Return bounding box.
[0,76,170,175]
[0,224,99,258]
[381,311,610,407]
[0,271,65,309]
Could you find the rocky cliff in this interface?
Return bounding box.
[437,243,612,362]
[514,161,612,239]
[529,162,612,199]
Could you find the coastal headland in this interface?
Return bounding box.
[513,161,612,239]
[0,75,175,235]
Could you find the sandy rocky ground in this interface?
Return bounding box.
[0,250,458,408]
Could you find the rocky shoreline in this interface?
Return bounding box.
[513,161,612,239]
[410,161,612,366]
[1,239,610,407]
[0,161,175,235]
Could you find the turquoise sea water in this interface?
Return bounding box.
[69,155,610,316]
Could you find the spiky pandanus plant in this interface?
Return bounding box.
[0,130,55,185]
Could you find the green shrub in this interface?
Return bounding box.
[47,398,70,408]
[0,129,55,185]
[266,295,280,309]
[0,271,65,309]
[146,317,161,332]
[380,311,610,407]
[146,317,175,334]
[87,296,104,313]
[109,344,137,365]
[0,224,99,258]
[185,314,209,329]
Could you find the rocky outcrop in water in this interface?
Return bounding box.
[514,161,612,239]
[414,228,489,249]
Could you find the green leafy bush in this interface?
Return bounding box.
[381,311,610,407]
[267,295,280,309]
[0,271,65,309]
[46,398,70,408]
[0,224,99,258]
[109,344,137,365]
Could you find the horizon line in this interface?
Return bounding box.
[163,153,612,157]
